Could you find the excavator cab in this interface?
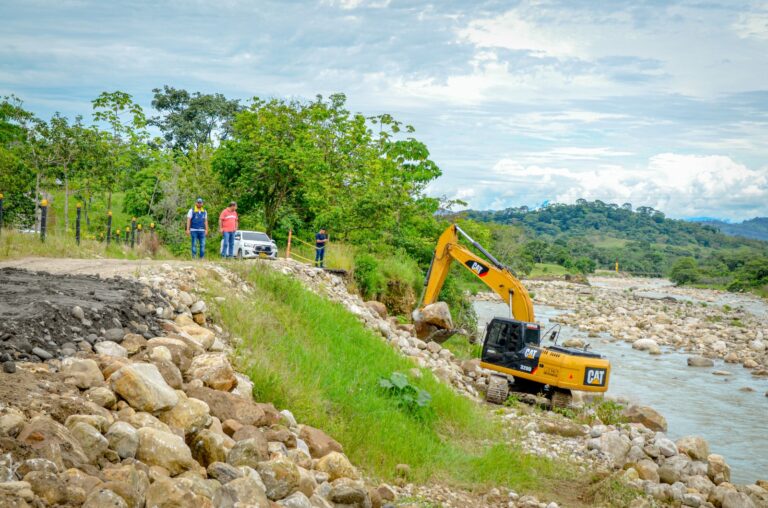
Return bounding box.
[481,318,541,371]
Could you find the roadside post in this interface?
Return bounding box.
[137,223,142,245]
[286,229,292,259]
[115,229,120,244]
[0,193,4,235]
[75,203,82,245]
[106,211,112,246]
[130,218,136,248]
[39,199,48,242]
[150,222,155,243]
[124,226,130,245]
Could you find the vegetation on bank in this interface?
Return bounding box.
[206,264,635,504]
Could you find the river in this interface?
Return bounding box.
[474,299,768,484]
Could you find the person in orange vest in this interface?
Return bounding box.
[185,198,209,259]
[219,201,238,258]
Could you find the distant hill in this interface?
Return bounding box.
[695,217,768,242]
[463,200,768,278]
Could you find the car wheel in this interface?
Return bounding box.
[236,249,243,260]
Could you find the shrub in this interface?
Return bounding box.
[353,253,384,298]
[670,257,699,285]
[594,400,627,426]
[378,372,433,422]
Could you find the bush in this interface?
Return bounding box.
[353,252,384,299]
[670,257,699,285]
[379,372,433,422]
[594,400,627,426]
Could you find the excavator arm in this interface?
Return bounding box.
[420,224,535,323]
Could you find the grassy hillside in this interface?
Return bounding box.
[206,264,602,500]
[465,201,768,291]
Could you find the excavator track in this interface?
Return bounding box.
[486,375,510,405]
[551,390,572,409]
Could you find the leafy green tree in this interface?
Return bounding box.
[92,91,148,209]
[670,257,699,285]
[150,86,241,151]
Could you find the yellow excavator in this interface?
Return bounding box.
[417,224,611,407]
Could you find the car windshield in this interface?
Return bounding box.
[241,232,271,242]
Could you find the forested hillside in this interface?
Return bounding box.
[698,217,768,242]
[467,201,768,294]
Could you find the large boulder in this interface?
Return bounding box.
[185,385,270,426]
[676,436,710,461]
[632,338,659,352]
[298,425,343,458]
[416,302,453,330]
[212,476,270,507]
[315,451,360,481]
[597,430,631,466]
[328,478,369,506]
[227,437,270,468]
[17,416,90,469]
[106,421,139,459]
[707,454,731,485]
[364,301,388,319]
[69,422,108,463]
[623,405,668,432]
[145,477,213,508]
[135,427,196,475]
[158,393,211,435]
[688,356,715,367]
[256,456,300,500]
[190,429,232,467]
[61,358,105,389]
[186,353,238,391]
[109,363,179,413]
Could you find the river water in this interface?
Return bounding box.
[474,300,768,484]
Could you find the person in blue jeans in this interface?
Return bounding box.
[185,198,209,259]
[315,227,328,267]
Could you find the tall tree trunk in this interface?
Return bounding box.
[34,172,41,233]
[64,171,69,232]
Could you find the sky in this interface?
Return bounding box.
[1,0,767,221]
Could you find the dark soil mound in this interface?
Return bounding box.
[0,267,167,363]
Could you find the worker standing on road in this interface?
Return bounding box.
[186,198,209,259]
[219,201,238,258]
[315,227,328,268]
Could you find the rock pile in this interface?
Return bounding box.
[524,279,768,376]
[0,266,388,508]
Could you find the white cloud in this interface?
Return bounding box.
[458,9,580,58]
[438,153,768,220]
[733,5,768,40]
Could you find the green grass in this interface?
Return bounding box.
[41,190,134,237]
[529,263,571,277]
[0,229,175,261]
[440,334,482,361]
[591,237,628,249]
[208,264,575,494]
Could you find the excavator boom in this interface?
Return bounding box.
[421,224,534,322]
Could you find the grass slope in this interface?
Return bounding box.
[208,264,572,494]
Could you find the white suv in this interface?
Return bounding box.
[223,230,278,259]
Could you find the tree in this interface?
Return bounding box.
[670,257,699,285]
[92,91,148,209]
[47,114,88,231]
[213,98,315,236]
[150,86,241,152]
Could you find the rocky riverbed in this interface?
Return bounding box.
[516,278,768,375]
